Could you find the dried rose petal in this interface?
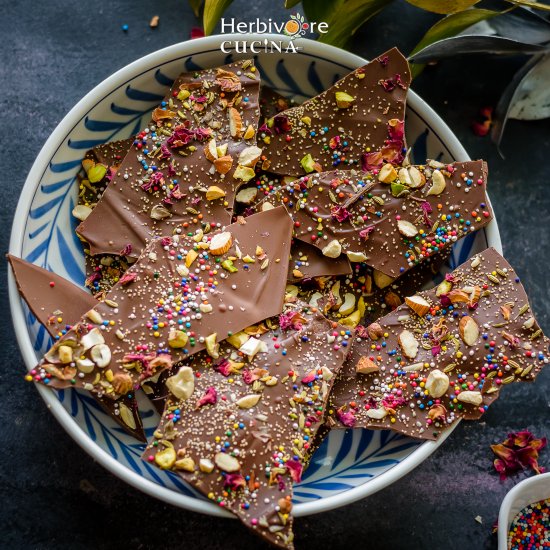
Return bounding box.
[119,272,137,285]
[359,225,375,241]
[279,310,307,331]
[421,200,433,227]
[285,459,303,483]
[331,205,351,223]
[223,473,246,491]
[491,430,547,479]
[336,407,356,428]
[272,114,291,134]
[301,371,316,385]
[214,358,232,377]
[196,386,217,408]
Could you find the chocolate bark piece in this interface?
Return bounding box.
[288,240,352,282]
[33,207,293,400]
[143,301,353,548]
[261,48,410,176]
[7,255,145,441]
[77,60,262,258]
[276,160,491,278]
[291,251,449,378]
[327,248,549,440]
[75,140,136,296]
[259,86,298,122]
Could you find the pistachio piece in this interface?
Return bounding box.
[72,204,92,222]
[322,239,342,258]
[398,330,419,359]
[199,458,215,473]
[155,447,177,470]
[356,356,379,375]
[205,185,226,201]
[397,219,418,238]
[208,232,233,255]
[58,345,73,364]
[204,333,219,359]
[90,343,111,368]
[238,145,262,167]
[425,369,450,398]
[236,394,262,409]
[233,165,255,182]
[166,366,195,400]
[335,91,355,108]
[456,391,483,406]
[174,457,196,472]
[168,329,189,349]
[150,204,171,220]
[378,163,397,184]
[112,373,133,395]
[235,186,258,204]
[118,403,137,429]
[300,153,317,173]
[214,452,240,472]
[426,169,446,195]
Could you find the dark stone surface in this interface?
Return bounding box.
[1,1,548,548]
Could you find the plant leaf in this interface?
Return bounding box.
[505,0,550,12]
[409,9,500,76]
[508,53,550,120]
[203,0,234,35]
[491,54,543,150]
[318,0,393,48]
[189,0,204,17]
[303,0,344,24]
[405,0,480,14]
[409,35,548,63]
[285,0,302,7]
[489,6,550,44]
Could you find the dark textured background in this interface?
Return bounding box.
[1,1,549,548]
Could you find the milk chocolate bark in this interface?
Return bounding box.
[75,139,135,296]
[7,255,145,441]
[143,301,353,548]
[328,248,549,440]
[77,60,262,258]
[288,240,351,282]
[276,160,491,278]
[288,252,449,378]
[33,207,293,400]
[261,48,410,176]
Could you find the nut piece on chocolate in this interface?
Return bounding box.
[32,206,293,400]
[261,48,410,176]
[328,248,549,440]
[143,301,354,549]
[7,254,145,441]
[272,160,491,278]
[77,60,262,258]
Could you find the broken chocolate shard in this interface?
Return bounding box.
[77,60,262,258]
[288,240,352,283]
[328,248,549,440]
[275,160,492,278]
[33,206,293,400]
[7,254,145,441]
[143,300,353,548]
[261,48,410,176]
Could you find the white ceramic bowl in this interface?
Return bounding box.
[498,472,550,549]
[9,34,502,518]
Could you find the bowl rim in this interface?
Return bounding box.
[497,472,550,549]
[8,33,502,518]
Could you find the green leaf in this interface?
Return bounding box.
[506,0,550,11]
[203,0,234,35]
[318,0,393,48]
[405,0,480,14]
[409,8,500,76]
[188,0,204,18]
[303,0,344,24]
[285,0,302,7]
